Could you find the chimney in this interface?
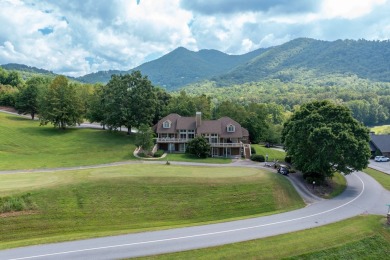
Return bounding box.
[196,112,202,128]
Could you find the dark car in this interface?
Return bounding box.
[277,164,289,175]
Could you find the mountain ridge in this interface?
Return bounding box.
[2,38,390,89]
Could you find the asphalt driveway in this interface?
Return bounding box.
[368,159,390,175]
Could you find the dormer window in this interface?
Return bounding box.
[163,120,171,128]
[227,124,235,133]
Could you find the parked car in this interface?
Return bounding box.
[374,155,390,162]
[277,164,289,175]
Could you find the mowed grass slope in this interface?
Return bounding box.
[142,215,390,260]
[0,112,136,170]
[0,165,304,249]
[252,145,286,162]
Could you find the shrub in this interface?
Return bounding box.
[285,155,292,164]
[153,149,165,158]
[250,146,256,154]
[186,137,210,158]
[251,154,265,162]
[0,193,36,213]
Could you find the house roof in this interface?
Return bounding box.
[370,134,390,153]
[154,113,180,134]
[176,117,196,130]
[154,113,249,139]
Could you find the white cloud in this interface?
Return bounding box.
[0,0,389,77]
[321,0,388,19]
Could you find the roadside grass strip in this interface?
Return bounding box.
[363,167,390,191]
[0,165,304,249]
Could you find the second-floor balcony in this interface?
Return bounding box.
[156,138,243,147]
[156,138,190,143]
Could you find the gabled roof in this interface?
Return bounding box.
[154,113,249,139]
[370,134,390,153]
[154,113,180,134]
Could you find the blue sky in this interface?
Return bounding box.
[0,0,389,77]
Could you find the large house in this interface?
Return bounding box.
[154,112,251,158]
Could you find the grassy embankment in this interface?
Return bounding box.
[0,112,136,170]
[251,144,286,162]
[141,215,389,260]
[0,112,230,170]
[252,144,347,199]
[370,125,390,134]
[0,165,304,249]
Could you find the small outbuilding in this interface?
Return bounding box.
[369,132,390,157]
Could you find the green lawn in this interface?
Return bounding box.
[0,164,304,249]
[252,144,286,162]
[363,168,390,191]
[0,112,136,170]
[141,215,390,260]
[370,125,390,134]
[163,153,231,164]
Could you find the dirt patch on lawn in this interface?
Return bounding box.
[0,210,39,218]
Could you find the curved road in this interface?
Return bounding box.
[0,166,389,259]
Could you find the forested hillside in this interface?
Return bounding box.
[0,63,58,81]
[76,47,266,89]
[2,38,390,90]
[215,38,390,86]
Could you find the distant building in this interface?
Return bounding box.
[153,112,251,158]
[369,132,390,157]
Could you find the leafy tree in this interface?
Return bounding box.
[153,87,171,124]
[214,100,247,122]
[186,136,210,158]
[86,84,107,128]
[0,84,19,106]
[242,103,270,144]
[282,100,371,183]
[38,75,84,129]
[166,91,212,119]
[0,69,22,87]
[15,76,47,119]
[135,124,155,153]
[104,71,157,134]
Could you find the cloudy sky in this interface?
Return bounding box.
[1,0,389,77]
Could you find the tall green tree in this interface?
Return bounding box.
[86,83,107,128]
[153,87,171,124]
[282,100,371,183]
[104,71,157,134]
[15,76,47,119]
[135,124,155,153]
[38,75,83,129]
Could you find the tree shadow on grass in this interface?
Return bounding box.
[5,115,31,122]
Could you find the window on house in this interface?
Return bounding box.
[163,120,171,128]
[188,130,195,139]
[227,124,235,132]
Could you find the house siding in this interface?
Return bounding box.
[154,113,251,158]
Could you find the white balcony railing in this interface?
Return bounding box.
[156,138,243,148]
[210,143,242,148]
[156,138,190,143]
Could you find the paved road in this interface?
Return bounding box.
[368,159,390,175]
[1,170,389,260]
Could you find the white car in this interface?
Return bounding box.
[374,155,390,162]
